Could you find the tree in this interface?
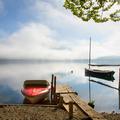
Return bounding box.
[64,0,120,23]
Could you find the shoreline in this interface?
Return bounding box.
[0,105,120,120]
[0,105,69,120]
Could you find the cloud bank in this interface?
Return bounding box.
[0,0,120,60]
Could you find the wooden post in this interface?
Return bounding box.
[51,74,54,104]
[118,68,120,109]
[89,77,91,102]
[69,101,73,119]
[58,96,63,108]
[118,68,120,88]
[57,93,60,104]
[54,76,57,104]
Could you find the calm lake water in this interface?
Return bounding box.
[0,61,120,112]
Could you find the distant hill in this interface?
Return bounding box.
[0,58,89,64]
[0,56,120,64]
[93,56,120,64]
[96,56,120,60]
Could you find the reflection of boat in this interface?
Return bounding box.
[85,68,115,81]
[21,80,51,104]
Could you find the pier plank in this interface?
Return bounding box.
[56,85,66,93]
[56,85,107,120]
[61,94,72,103]
[70,94,106,120]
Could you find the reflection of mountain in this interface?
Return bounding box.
[93,56,120,64]
[0,56,120,64]
[0,58,89,64]
[0,84,22,104]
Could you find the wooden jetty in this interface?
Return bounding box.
[20,74,107,119]
[56,84,107,120]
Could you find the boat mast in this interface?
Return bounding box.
[88,37,91,102]
[89,37,91,69]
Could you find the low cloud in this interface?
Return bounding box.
[0,23,80,59]
[0,21,120,60]
[0,0,120,60]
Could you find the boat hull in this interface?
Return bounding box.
[85,68,115,81]
[23,90,49,104]
[21,80,51,104]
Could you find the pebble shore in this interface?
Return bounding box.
[0,105,69,120]
[0,105,120,120]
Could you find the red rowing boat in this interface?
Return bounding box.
[21,80,51,103]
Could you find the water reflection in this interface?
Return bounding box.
[0,62,119,112]
[0,84,22,104]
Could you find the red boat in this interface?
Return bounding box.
[21,80,51,103]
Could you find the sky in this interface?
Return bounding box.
[0,0,120,60]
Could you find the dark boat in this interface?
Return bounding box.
[21,80,51,103]
[85,68,115,81]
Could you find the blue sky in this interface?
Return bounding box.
[0,0,120,59]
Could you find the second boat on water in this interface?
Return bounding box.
[85,68,115,81]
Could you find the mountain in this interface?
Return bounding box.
[93,56,120,64]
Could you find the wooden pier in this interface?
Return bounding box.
[56,84,107,120]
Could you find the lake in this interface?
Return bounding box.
[0,61,120,112]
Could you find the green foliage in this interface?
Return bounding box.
[64,0,120,23]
